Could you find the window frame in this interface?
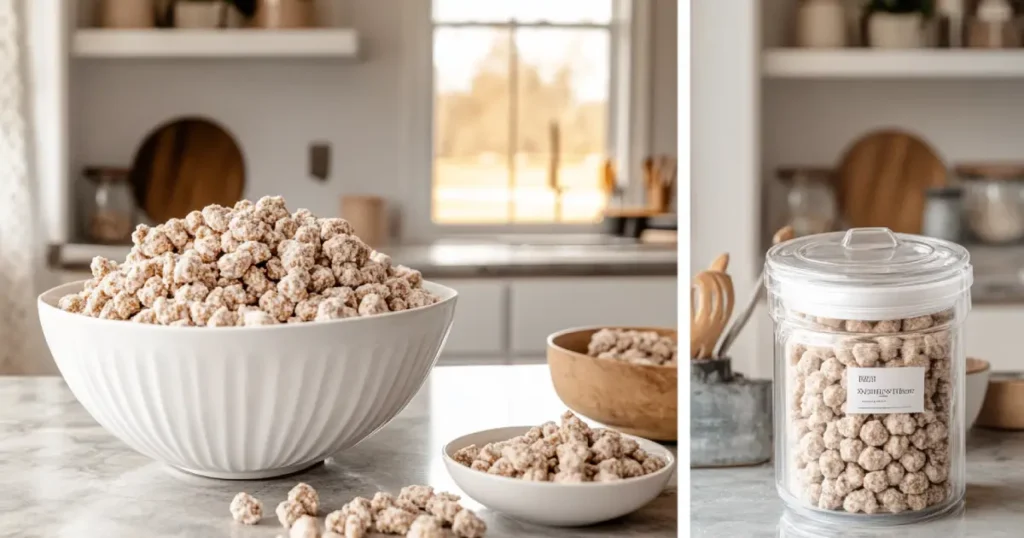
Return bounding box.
[400,0,651,240]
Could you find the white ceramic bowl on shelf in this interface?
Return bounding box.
[966,357,991,429]
[38,280,457,480]
[442,426,676,527]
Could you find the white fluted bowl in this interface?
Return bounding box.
[38,280,457,480]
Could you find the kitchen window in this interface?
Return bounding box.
[430,0,647,226]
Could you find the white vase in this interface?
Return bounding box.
[174,1,224,29]
[796,0,848,48]
[868,12,925,48]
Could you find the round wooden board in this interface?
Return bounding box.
[836,129,947,234]
[130,117,245,223]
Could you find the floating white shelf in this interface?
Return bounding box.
[73,29,360,59]
[763,49,1024,79]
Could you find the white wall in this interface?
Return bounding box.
[692,1,764,377]
[650,0,677,156]
[69,0,678,241]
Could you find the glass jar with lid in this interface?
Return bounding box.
[84,166,135,244]
[778,167,839,237]
[765,228,972,525]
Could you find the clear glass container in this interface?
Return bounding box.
[778,167,839,237]
[765,228,973,526]
[85,167,135,244]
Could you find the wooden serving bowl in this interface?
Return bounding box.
[546,326,677,441]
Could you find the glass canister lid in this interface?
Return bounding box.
[765,227,973,320]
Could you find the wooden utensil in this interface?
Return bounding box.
[656,156,677,188]
[130,117,245,222]
[600,158,617,198]
[643,157,655,191]
[836,129,946,234]
[691,269,734,360]
[716,225,795,358]
[709,253,729,272]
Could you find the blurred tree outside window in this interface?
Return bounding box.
[432,0,615,224]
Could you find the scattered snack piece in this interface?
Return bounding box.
[60,197,440,325]
[425,492,463,525]
[376,506,417,534]
[407,515,445,538]
[277,499,308,529]
[587,328,677,366]
[229,492,262,525]
[289,515,320,538]
[327,487,482,537]
[241,483,481,537]
[397,484,435,511]
[288,482,320,516]
[457,410,668,482]
[452,509,487,538]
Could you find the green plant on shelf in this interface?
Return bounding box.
[864,0,935,16]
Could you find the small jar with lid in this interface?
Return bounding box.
[778,167,839,237]
[765,228,972,525]
[84,166,136,244]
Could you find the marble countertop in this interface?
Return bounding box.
[0,365,676,537]
[692,428,1024,537]
[50,235,678,278]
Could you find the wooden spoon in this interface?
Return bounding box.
[691,269,735,360]
[715,226,795,358]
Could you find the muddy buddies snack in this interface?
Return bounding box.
[765,228,971,522]
[59,197,440,326]
[229,492,263,525]
[454,411,669,482]
[587,328,677,366]
[325,486,485,538]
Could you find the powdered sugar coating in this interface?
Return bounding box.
[457,411,667,483]
[229,492,262,525]
[786,309,957,515]
[586,328,677,366]
[58,198,440,326]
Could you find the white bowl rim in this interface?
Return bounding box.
[442,425,677,489]
[967,357,991,375]
[38,279,457,332]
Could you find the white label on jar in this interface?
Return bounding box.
[846,367,925,414]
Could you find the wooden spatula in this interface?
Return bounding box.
[691,269,735,360]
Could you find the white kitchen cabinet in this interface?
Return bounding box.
[508,277,678,354]
[433,279,507,358]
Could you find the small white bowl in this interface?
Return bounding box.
[966,357,991,429]
[38,280,457,480]
[442,426,676,527]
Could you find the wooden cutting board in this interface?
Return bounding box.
[130,118,245,223]
[836,129,947,234]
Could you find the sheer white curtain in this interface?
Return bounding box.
[0,0,42,374]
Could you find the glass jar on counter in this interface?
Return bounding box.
[765,228,972,525]
[778,167,839,237]
[85,167,135,244]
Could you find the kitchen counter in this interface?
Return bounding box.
[0,365,676,537]
[49,236,678,278]
[692,428,1024,537]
